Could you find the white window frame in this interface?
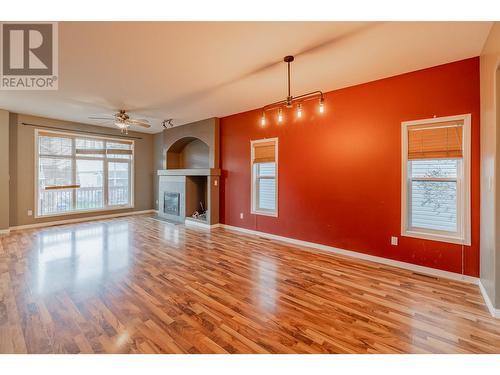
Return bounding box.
[401,114,471,245]
[34,129,135,218]
[251,138,278,217]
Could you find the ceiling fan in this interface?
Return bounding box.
[89,110,151,134]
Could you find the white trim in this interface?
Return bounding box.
[401,114,471,245]
[402,229,467,246]
[0,229,10,235]
[218,224,479,285]
[184,218,221,229]
[479,280,500,318]
[250,137,278,217]
[9,209,155,231]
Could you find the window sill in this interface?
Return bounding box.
[402,229,470,246]
[35,205,134,219]
[251,209,278,218]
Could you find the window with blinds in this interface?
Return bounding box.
[401,115,471,245]
[35,129,134,217]
[251,138,278,216]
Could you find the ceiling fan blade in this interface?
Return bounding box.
[133,122,151,128]
[127,118,150,124]
[125,120,151,128]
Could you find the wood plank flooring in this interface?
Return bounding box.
[0,214,499,353]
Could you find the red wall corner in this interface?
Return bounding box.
[220,57,480,277]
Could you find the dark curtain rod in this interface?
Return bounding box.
[21,122,143,140]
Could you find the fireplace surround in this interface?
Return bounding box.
[157,118,220,226]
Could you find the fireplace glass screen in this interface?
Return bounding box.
[164,192,180,216]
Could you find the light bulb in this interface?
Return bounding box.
[319,97,325,113]
[297,104,302,118]
[261,114,266,127]
[277,108,283,123]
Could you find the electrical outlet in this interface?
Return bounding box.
[27,210,33,216]
[391,236,398,246]
[240,213,244,219]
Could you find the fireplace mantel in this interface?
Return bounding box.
[157,168,221,177]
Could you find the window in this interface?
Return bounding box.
[401,115,471,245]
[35,130,134,217]
[251,138,278,216]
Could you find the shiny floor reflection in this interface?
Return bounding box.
[1,214,500,353]
[34,221,131,294]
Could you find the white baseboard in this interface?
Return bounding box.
[479,280,500,318]
[9,209,156,231]
[219,224,479,285]
[0,229,10,235]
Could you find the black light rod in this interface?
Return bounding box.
[21,122,143,140]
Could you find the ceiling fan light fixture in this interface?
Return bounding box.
[88,110,151,133]
[114,121,127,128]
[115,121,130,134]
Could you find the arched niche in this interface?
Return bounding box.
[166,137,210,169]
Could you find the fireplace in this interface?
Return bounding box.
[157,117,221,226]
[164,192,180,216]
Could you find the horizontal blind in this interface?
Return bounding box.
[253,141,276,164]
[39,135,72,156]
[107,149,132,155]
[410,180,457,232]
[408,120,463,160]
[76,138,106,157]
[409,159,458,232]
[107,142,133,158]
[256,163,276,211]
[259,178,276,210]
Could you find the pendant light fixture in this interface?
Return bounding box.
[297,103,303,118]
[260,55,325,126]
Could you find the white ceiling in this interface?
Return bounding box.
[0,21,492,133]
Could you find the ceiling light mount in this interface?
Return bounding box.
[260,55,325,126]
[162,119,174,128]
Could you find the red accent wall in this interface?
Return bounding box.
[220,57,480,277]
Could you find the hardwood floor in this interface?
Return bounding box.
[0,214,499,353]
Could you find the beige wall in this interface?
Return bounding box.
[480,22,500,307]
[0,109,9,231]
[9,113,155,227]
[153,132,165,210]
